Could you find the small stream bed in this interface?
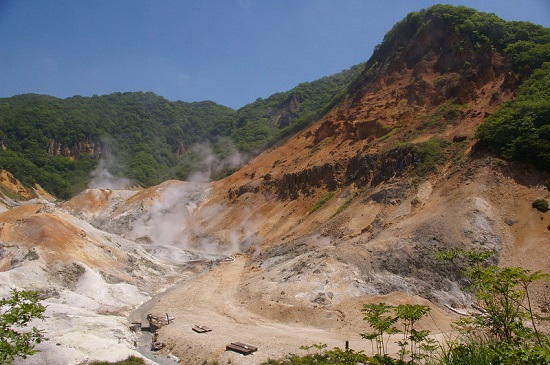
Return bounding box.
[134,330,179,365]
[128,261,213,365]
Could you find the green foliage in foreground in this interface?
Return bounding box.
[439,338,550,365]
[88,356,146,365]
[262,347,371,365]
[437,250,550,365]
[360,303,435,364]
[0,289,47,365]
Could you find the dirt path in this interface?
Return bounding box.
[149,256,365,364]
[146,255,455,364]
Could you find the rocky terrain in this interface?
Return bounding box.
[0,175,205,364]
[1,7,549,365]
[1,156,548,364]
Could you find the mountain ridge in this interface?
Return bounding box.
[0,64,362,198]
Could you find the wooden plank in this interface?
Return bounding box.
[232,342,258,352]
[226,344,253,355]
[192,325,212,333]
[226,342,257,355]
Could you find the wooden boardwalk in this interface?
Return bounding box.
[191,325,212,333]
[226,342,258,355]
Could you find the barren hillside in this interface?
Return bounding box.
[140,8,550,363]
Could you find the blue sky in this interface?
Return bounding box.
[0,1,549,109]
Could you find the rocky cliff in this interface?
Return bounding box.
[45,136,102,159]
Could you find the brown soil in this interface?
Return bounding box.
[152,256,454,364]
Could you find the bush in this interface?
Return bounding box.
[0,289,46,365]
[412,138,450,176]
[310,191,336,213]
[532,199,549,212]
[476,63,550,170]
[89,356,146,365]
[436,250,550,365]
[261,347,371,365]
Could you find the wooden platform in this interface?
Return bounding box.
[192,325,212,333]
[226,342,258,355]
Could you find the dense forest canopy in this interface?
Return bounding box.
[0,5,549,199]
[0,93,237,197]
[476,63,550,168]
[0,66,360,198]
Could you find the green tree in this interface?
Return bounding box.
[395,304,433,363]
[360,303,400,358]
[0,289,47,364]
[436,250,550,365]
[476,63,550,170]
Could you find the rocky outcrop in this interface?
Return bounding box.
[350,11,512,107]
[0,169,35,200]
[348,147,418,186]
[0,136,7,151]
[266,162,341,200]
[273,93,303,128]
[46,136,101,158]
[229,146,418,201]
[172,141,186,156]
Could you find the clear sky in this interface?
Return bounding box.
[0,1,549,109]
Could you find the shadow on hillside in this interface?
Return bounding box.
[470,148,550,189]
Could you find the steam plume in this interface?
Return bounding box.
[128,139,255,260]
[88,141,131,190]
[187,139,245,183]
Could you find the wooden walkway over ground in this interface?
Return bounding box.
[226,342,258,355]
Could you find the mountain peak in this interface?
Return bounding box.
[351,5,519,105]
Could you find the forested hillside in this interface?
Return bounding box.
[0,93,235,197]
[477,63,550,169]
[0,65,360,198]
[1,4,549,200]
[232,63,364,152]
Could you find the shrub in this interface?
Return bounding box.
[532,199,549,212]
[0,289,46,365]
[476,63,550,171]
[361,303,434,364]
[436,249,550,365]
[310,191,336,213]
[89,356,146,365]
[261,347,371,365]
[412,138,450,176]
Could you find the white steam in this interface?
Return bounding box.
[187,140,245,183]
[88,143,131,190]
[129,182,204,247]
[88,160,132,190]
[128,140,255,260]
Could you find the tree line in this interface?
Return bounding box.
[0,65,359,198]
